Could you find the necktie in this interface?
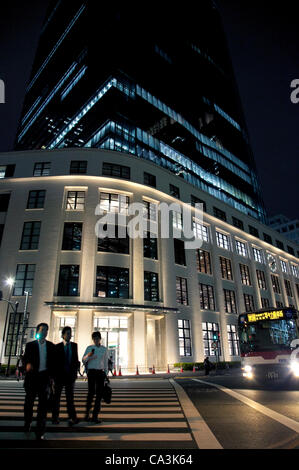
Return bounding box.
[65,343,70,372]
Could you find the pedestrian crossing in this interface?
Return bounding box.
[0,380,198,449]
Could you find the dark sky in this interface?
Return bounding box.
[0,1,298,220]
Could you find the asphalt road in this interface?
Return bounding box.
[0,374,298,450]
[175,375,299,449]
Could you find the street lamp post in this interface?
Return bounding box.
[5,301,19,377]
[19,291,29,357]
[0,278,14,368]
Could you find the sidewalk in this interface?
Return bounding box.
[0,368,242,381]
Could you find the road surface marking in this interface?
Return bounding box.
[170,378,222,449]
[192,379,299,434]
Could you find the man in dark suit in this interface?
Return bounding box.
[23,322,55,440]
[52,326,79,426]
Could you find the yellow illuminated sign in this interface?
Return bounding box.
[247,310,284,322]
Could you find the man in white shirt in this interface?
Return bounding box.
[82,331,108,423]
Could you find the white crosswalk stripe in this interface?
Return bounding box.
[0,380,197,449]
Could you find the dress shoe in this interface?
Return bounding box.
[35,432,45,440]
[91,417,102,424]
[24,423,31,433]
[68,418,80,426]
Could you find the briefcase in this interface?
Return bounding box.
[102,383,112,404]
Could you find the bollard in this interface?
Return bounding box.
[167,364,170,374]
[136,365,139,375]
[118,366,122,376]
[152,364,156,374]
[193,365,196,372]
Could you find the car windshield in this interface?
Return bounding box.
[238,319,298,353]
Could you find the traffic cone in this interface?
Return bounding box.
[152,364,156,374]
[136,365,139,375]
[193,365,196,373]
[118,366,122,376]
[113,368,117,376]
[167,364,170,374]
[180,365,184,373]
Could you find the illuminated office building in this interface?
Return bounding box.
[1,1,298,369]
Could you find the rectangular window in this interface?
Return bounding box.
[276,240,284,250]
[4,311,28,357]
[99,192,129,215]
[239,264,251,285]
[33,162,51,176]
[143,201,158,221]
[271,275,281,294]
[96,266,129,299]
[62,222,82,251]
[174,239,186,266]
[220,256,233,280]
[261,297,270,309]
[249,225,259,238]
[97,225,129,254]
[178,319,192,356]
[70,160,87,174]
[227,325,239,356]
[66,191,85,210]
[216,231,230,250]
[243,294,255,312]
[224,289,237,314]
[276,300,284,308]
[287,246,295,256]
[191,195,206,212]
[143,232,158,259]
[199,283,215,310]
[285,279,293,297]
[256,270,267,290]
[20,221,41,250]
[144,271,159,301]
[197,249,212,274]
[202,322,221,357]
[102,162,130,179]
[58,265,80,296]
[291,265,298,278]
[263,233,272,245]
[13,264,36,296]
[172,210,183,230]
[253,247,263,263]
[169,184,180,199]
[193,220,209,242]
[0,164,15,178]
[144,172,156,187]
[232,217,244,230]
[213,207,226,221]
[0,194,10,212]
[176,277,188,305]
[236,240,247,257]
[27,190,46,209]
[280,260,288,274]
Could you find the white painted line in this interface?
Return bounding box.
[0,412,185,419]
[192,379,299,434]
[169,379,222,449]
[45,432,193,441]
[0,420,188,429]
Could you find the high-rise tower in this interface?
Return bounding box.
[16,0,265,222]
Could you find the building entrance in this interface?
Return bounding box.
[93,316,128,370]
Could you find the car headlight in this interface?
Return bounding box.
[244,365,252,373]
[290,362,299,377]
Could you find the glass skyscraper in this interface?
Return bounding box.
[15,0,266,222]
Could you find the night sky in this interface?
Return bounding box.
[0,1,298,220]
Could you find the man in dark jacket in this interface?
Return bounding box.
[23,322,55,440]
[52,326,79,426]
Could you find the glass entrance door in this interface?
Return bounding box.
[94,316,128,369]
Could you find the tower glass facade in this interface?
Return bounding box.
[15,0,266,222]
